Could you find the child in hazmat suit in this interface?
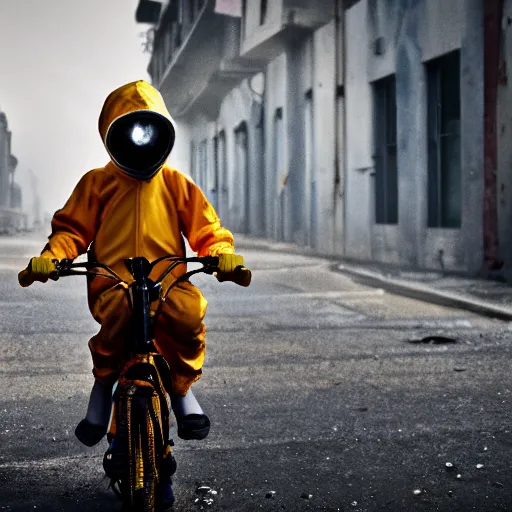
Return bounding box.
[18,80,247,453]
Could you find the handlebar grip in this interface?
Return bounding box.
[18,268,34,288]
[49,270,60,281]
[216,266,252,287]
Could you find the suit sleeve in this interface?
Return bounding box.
[171,170,235,257]
[40,171,102,260]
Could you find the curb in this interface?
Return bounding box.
[235,235,512,322]
[335,264,512,322]
[234,237,337,259]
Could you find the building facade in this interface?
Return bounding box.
[0,110,26,233]
[137,0,511,281]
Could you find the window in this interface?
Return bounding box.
[260,0,268,25]
[199,139,208,190]
[212,136,219,193]
[235,123,249,233]
[217,131,227,192]
[189,0,196,24]
[373,75,398,224]
[274,108,285,240]
[216,130,228,219]
[427,50,461,228]
[190,141,196,182]
[241,0,247,40]
[304,89,316,247]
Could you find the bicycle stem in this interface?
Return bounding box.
[129,258,154,350]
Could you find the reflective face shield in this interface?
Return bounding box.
[106,111,175,180]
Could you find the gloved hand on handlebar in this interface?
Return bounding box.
[215,253,251,287]
[18,257,57,288]
[217,253,244,274]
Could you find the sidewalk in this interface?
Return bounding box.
[234,234,512,322]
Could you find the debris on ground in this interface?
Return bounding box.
[406,336,457,344]
[196,485,218,507]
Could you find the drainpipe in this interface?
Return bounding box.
[333,0,343,255]
[483,0,504,272]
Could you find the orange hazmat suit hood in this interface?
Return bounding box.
[99,80,177,180]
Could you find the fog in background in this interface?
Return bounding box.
[0,0,152,218]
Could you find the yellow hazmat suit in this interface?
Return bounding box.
[35,80,236,395]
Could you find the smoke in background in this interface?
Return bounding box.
[0,0,152,219]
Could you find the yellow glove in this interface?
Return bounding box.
[18,257,57,288]
[217,253,244,274]
[216,253,251,287]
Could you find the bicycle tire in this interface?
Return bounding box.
[105,358,174,512]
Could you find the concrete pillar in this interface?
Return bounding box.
[498,0,512,280]
[461,0,485,274]
[313,20,337,254]
[344,0,373,261]
[248,100,266,236]
[286,40,308,245]
[396,0,427,266]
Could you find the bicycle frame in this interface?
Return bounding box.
[54,254,219,354]
[52,253,249,510]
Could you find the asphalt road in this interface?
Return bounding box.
[0,235,512,511]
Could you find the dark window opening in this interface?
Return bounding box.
[235,122,250,233]
[212,136,219,192]
[216,130,228,220]
[241,0,247,40]
[427,50,461,228]
[190,141,196,182]
[373,75,398,225]
[186,0,196,24]
[199,139,208,191]
[260,0,268,25]
[274,108,285,240]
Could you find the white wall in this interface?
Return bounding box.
[243,0,284,54]
[345,0,373,261]
[169,120,192,176]
[343,0,481,272]
[421,0,464,62]
[312,19,337,254]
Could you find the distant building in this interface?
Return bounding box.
[137,0,512,282]
[0,110,26,232]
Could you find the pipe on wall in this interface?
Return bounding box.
[483,0,504,272]
[333,0,344,255]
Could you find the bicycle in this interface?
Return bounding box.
[51,254,251,511]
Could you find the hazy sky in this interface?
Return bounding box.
[0,0,152,216]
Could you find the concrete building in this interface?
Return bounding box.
[136,0,511,281]
[0,110,26,233]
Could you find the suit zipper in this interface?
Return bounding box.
[135,183,141,255]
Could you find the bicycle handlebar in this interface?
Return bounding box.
[50,255,252,288]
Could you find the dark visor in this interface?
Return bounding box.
[106,111,175,178]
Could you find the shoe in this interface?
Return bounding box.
[176,414,210,440]
[75,418,107,447]
[158,481,175,510]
